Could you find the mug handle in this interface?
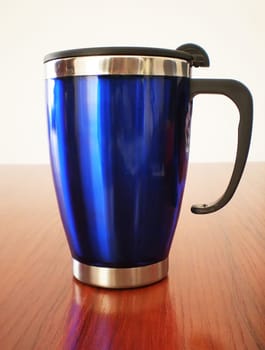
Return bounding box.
[190,79,253,214]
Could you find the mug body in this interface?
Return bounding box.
[45,54,192,287]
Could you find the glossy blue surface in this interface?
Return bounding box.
[46,76,191,267]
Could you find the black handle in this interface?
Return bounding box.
[190,79,253,214]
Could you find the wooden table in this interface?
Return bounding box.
[0,163,264,350]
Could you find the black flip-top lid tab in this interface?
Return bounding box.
[44,43,210,67]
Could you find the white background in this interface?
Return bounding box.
[0,0,264,163]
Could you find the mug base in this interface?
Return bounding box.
[72,258,169,289]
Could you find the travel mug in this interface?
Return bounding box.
[44,44,252,288]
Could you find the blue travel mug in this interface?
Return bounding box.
[44,44,252,288]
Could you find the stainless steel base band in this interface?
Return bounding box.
[73,258,168,289]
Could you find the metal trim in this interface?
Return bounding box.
[72,258,169,289]
[44,56,190,78]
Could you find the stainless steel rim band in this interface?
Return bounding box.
[73,258,169,289]
[45,56,190,78]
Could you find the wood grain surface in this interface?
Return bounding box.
[0,163,264,350]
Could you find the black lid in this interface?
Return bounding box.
[44,43,210,67]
